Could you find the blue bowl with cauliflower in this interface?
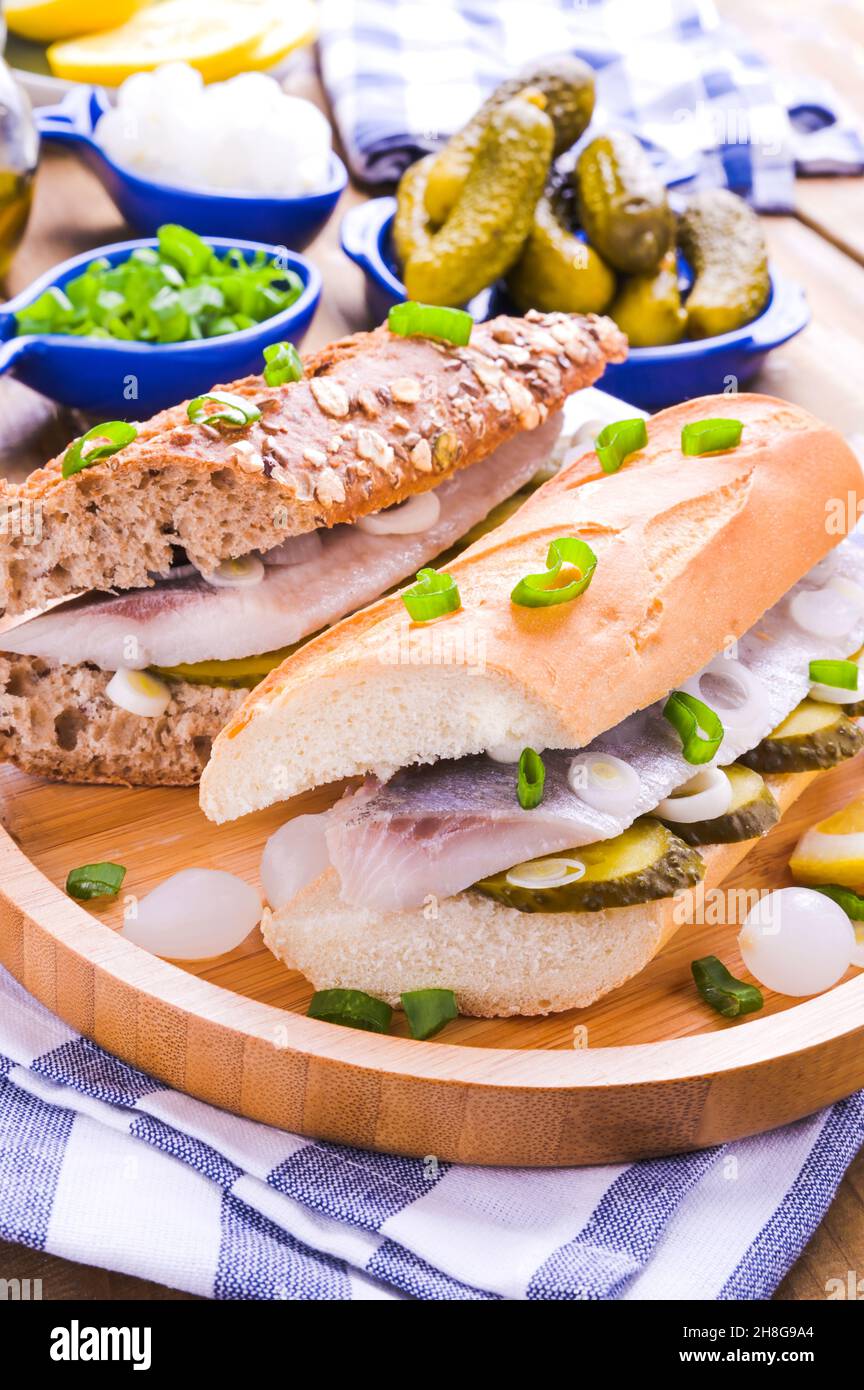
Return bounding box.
[36,72,347,250]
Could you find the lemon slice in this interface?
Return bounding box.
[239,0,318,71]
[5,0,148,43]
[790,793,864,889]
[818,797,864,835]
[47,0,269,85]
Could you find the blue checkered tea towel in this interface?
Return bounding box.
[318,0,864,209]
[1,965,861,1300]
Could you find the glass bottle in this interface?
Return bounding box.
[0,14,38,280]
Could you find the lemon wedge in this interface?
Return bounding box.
[818,798,864,835]
[238,0,318,71]
[47,0,269,85]
[5,0,148,43]
[790,793,864,889]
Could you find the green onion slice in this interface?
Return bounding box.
[263,340,304,387]
[681,418,743,455]
[66,862,126,901]
[147,284,188,342]
[388,300,473,346]
[511,536,597,608]
[187,390,261,429]
[517,747,546,810]
[16,285,76,335]
[158,223,212,278]
[691,955,763,1019]
[400,989,458,1040]
[307,988,392,1034]
[62,421,138,479]
[663,690,724,765]
[402,567,461,622]
[809,658,858,690]
[16,225,303,346]
[810,883,864,920]
[594,417,647,474]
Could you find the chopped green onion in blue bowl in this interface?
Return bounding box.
[0,226,321,417]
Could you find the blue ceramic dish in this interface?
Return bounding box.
[341,198,810,411]
[36,86,347,250]
[0,235,321,417]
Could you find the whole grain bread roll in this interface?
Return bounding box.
[0,654,243,785]
[200,393,863,824]
[0,311,625,617]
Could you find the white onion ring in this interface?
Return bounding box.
[506,857,586,891]
[488,741,542,764]
[807,554,839,587]
[830,576,864,615]
[261,813,331,910]
[105,668,171,717]
[568,751,641,815]
[202,554,265,588]
[121,869,261,961]
[789,583,860,640]
[357,491,441,536]
[655,767,732,824]
[810,661,862,703]
[682,656,768,742]
[738,887,854,996]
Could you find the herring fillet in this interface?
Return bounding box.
[325,535,864,912]
[1,413,562,670]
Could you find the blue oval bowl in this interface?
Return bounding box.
[341,198,810,411]
[0,235,322,417]
[36,86,347,251]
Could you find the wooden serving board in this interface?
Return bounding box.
[1,751,864,1166]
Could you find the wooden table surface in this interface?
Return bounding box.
[2,2,864,1301]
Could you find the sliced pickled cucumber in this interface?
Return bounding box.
[678,190,770,338]
[404,96,554,307]
[473,817,704,914]
[393,152,437,268]
[739,699,864,774]
[151,643,302,689]
[575,132,674,275]
[506,191,616,315]
[609,249,687,347]
[424,55,595,226]
[659,764,780,846]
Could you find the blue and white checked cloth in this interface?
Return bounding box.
[2,965,862,1300]
[318,0,864,210]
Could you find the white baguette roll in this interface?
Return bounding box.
[263,772,818,1017]
[201,394,863,823]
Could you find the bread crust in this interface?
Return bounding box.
[0,655,244,786]
[0,312,625,617]
[262,771,818,1017]
[201,393,863,822]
